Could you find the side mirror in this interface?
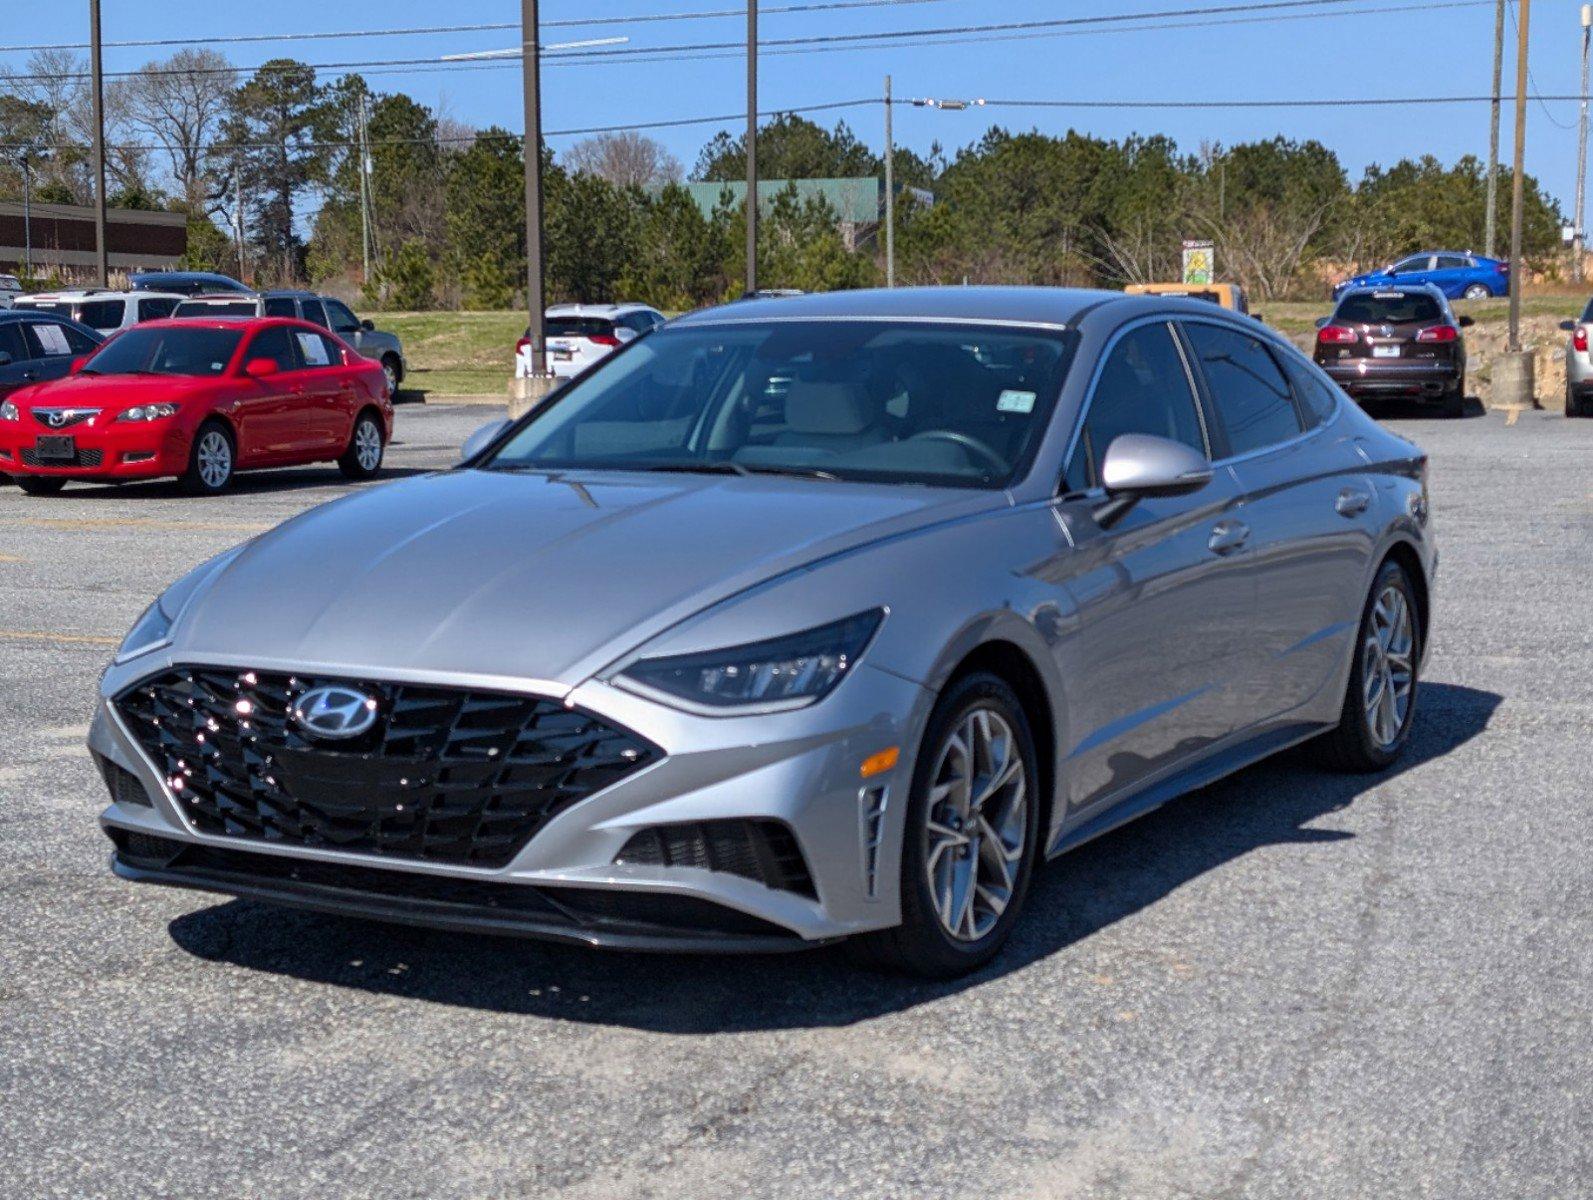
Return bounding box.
[1560,319,1577,332]
[0,350,12,367]
[461,418,511,463]
[244,357,279,378]
[1457,314,1475,328]
[1094,434,1213,529]
[69,355,89,374]
[1314,315,1331,329]
[360,319,374,332]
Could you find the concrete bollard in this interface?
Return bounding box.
[508,373,559,419]
[1490,350,1537,411]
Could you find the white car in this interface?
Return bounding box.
[13,289,184,335]
[0,274,22,308]
[515,303,666,379]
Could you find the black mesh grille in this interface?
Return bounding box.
[616,819,817,899]
[115,667,660,869]
[20,446,103,467]
[98,756,153,807]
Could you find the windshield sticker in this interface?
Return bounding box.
[33,324,71,355]
[997,389,1036,414]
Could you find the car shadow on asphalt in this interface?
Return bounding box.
[166,682,1501,1029]
[28,466,435,501]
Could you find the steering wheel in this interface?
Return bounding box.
[907,430,1008,475]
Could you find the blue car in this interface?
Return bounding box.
[1333,250,1508,301]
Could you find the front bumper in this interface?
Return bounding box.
[1318,358,1460,400]
[93,652,934,948]
[0,421,188,478]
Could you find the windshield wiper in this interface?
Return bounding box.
[737,463,842,481]
[638,460,750,476]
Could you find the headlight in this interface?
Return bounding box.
[116,403,179,423]
[618,609,883,711]
[115,597,174,664]
[0,399,17,421]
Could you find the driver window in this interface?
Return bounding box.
[1392,256,1430,274]
[1063,322,1206,492]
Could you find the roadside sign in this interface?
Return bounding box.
[1182,239,1215,285]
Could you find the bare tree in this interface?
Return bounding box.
[564,130,682,189]
[116,50,237,212]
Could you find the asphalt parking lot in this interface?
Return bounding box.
[1,402,1588,1199]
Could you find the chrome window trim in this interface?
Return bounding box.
[1057,313,1211,494]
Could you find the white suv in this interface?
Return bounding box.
[13,289,184,335]
[516,302,666,380]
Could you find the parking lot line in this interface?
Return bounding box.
[0,628,119,647]
[0,517,271,534]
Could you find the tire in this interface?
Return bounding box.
[1311,559,1421,773]
[1463,283,1491,301]
[338,409,385,480]
[848,672,1041,979]
[1569,383,1586,418]
[1440,382,1465,419]
[380,355,401,398]
[182,421,235,496]
[15,476,66,496]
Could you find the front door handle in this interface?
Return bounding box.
[1335,488,1372,517]
[1208,519,1251,555]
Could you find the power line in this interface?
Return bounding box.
[0,0,1468,81]
[0,1,966,54]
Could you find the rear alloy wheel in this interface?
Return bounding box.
[1463,283,1491,301]
[1312,559,1421,772]
[182,422,235,496]
[338,411,385,480]
[848,672,1040,978]
[15,476,66,496]
[381,356,401,398]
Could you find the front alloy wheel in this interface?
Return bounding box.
[182,423,235,495]
[849,672,1040,978]
[1463,283,1491,300]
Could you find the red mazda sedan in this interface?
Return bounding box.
[0,318,393,496]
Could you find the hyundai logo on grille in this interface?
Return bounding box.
[291,685,380,740]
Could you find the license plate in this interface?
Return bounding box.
[1371,345,1400,358]
[34,435,75,461]
[552,349,573,361]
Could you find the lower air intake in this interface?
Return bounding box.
[615,819,817,899]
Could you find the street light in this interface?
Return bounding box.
[880,97,986,285]
[910,97,987,111]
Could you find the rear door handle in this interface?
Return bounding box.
[1335,488,1372,517]
[1208,519,1251,555]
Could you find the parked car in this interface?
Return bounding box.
[0,273,22,308]
[0,309,104,406]
[516,302,666,379]
[0,317,391,496]
[15,288,184,334]
[1123,281,1250,315]
[130,270,250,296]
[1313,284,1470,417]
[1333,251,1508,301]
[173,291,406,393]
[94,287,1434,979]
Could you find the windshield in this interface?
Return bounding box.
[1336,292,1443,325]
[174,299,257,318]
[485,320,1075,489]
[84,326,244,377]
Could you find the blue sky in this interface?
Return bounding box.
[9,0,1592,216]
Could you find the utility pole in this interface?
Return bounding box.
[21,158,32,278]
[1577,5,1592,284]
[520,0,547,379]
[1507,0,1530,353]
[1486,0,1505,258]
[89,0,109,287]
[745,0,758,295]
[884,74,895,287]
[357,92,374,287]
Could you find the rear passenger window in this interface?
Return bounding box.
[1182,323,1303,456]
[77,300,125,331]
[294,330,342,367]
[1065,322,1206,492]
[138,297,178,321]
[1281,357,1340,428]
[25,321,94,357]
[301,299,328,328]
[263,297,296,318]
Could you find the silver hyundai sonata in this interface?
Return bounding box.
[93,287,1434,978]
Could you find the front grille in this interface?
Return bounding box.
[32,408,99,429]
[616,819,817,899]
[20,446,103,467]
[116,667,660,868]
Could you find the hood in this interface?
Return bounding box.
[175,468,998,689]
[12,372,219,411]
